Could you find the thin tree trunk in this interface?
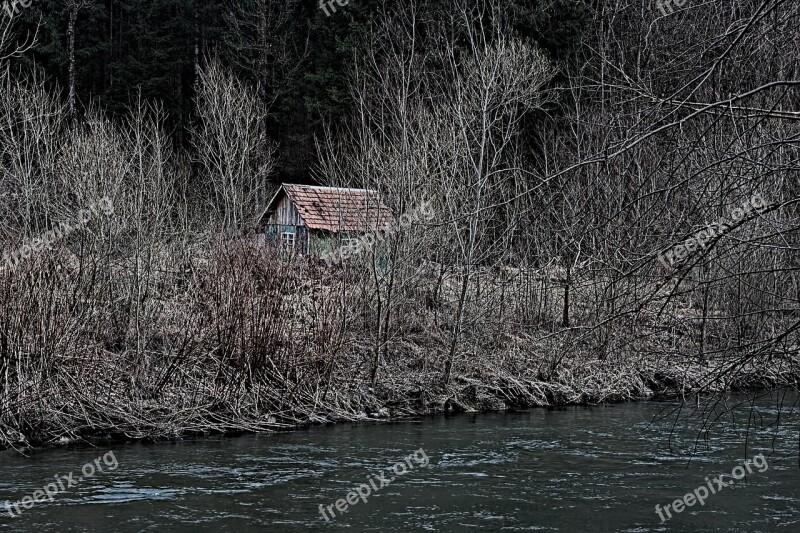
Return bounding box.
[67,4,77,129]
[562,263,571,327]
[444,266,470,385]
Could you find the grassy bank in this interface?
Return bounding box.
[2,240,797,451]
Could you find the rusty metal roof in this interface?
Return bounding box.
[268,184,395,232]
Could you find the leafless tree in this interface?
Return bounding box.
[193,60,276,232]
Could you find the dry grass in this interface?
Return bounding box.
[0,240,797,451]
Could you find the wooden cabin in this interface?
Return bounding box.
[258,183,395,256]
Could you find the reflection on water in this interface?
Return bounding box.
[0,392,798,532]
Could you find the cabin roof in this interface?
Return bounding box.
[264,183,395,232]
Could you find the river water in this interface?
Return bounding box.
[1,393,798,532]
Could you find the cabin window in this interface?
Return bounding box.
[281,231,296,250]
[341,237,359,251]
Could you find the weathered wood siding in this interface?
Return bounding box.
[264,194,310,253]
[267,195,304,226]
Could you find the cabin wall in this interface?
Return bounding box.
[309,231,336,257]
[263,195,309,253]
[267,195,304,227]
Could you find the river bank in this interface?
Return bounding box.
[3,337,797,452]
[2,391,798,532]
[1,242,798,451]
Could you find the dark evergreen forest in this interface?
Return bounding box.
[7,0,589,178]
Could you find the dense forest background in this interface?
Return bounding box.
[7,0,588,178]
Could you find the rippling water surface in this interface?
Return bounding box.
[1,393,798,532]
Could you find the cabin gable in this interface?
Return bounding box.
[264,193,309,253]
[267,194,305,227]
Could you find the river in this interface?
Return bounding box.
[1,392,798,531]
